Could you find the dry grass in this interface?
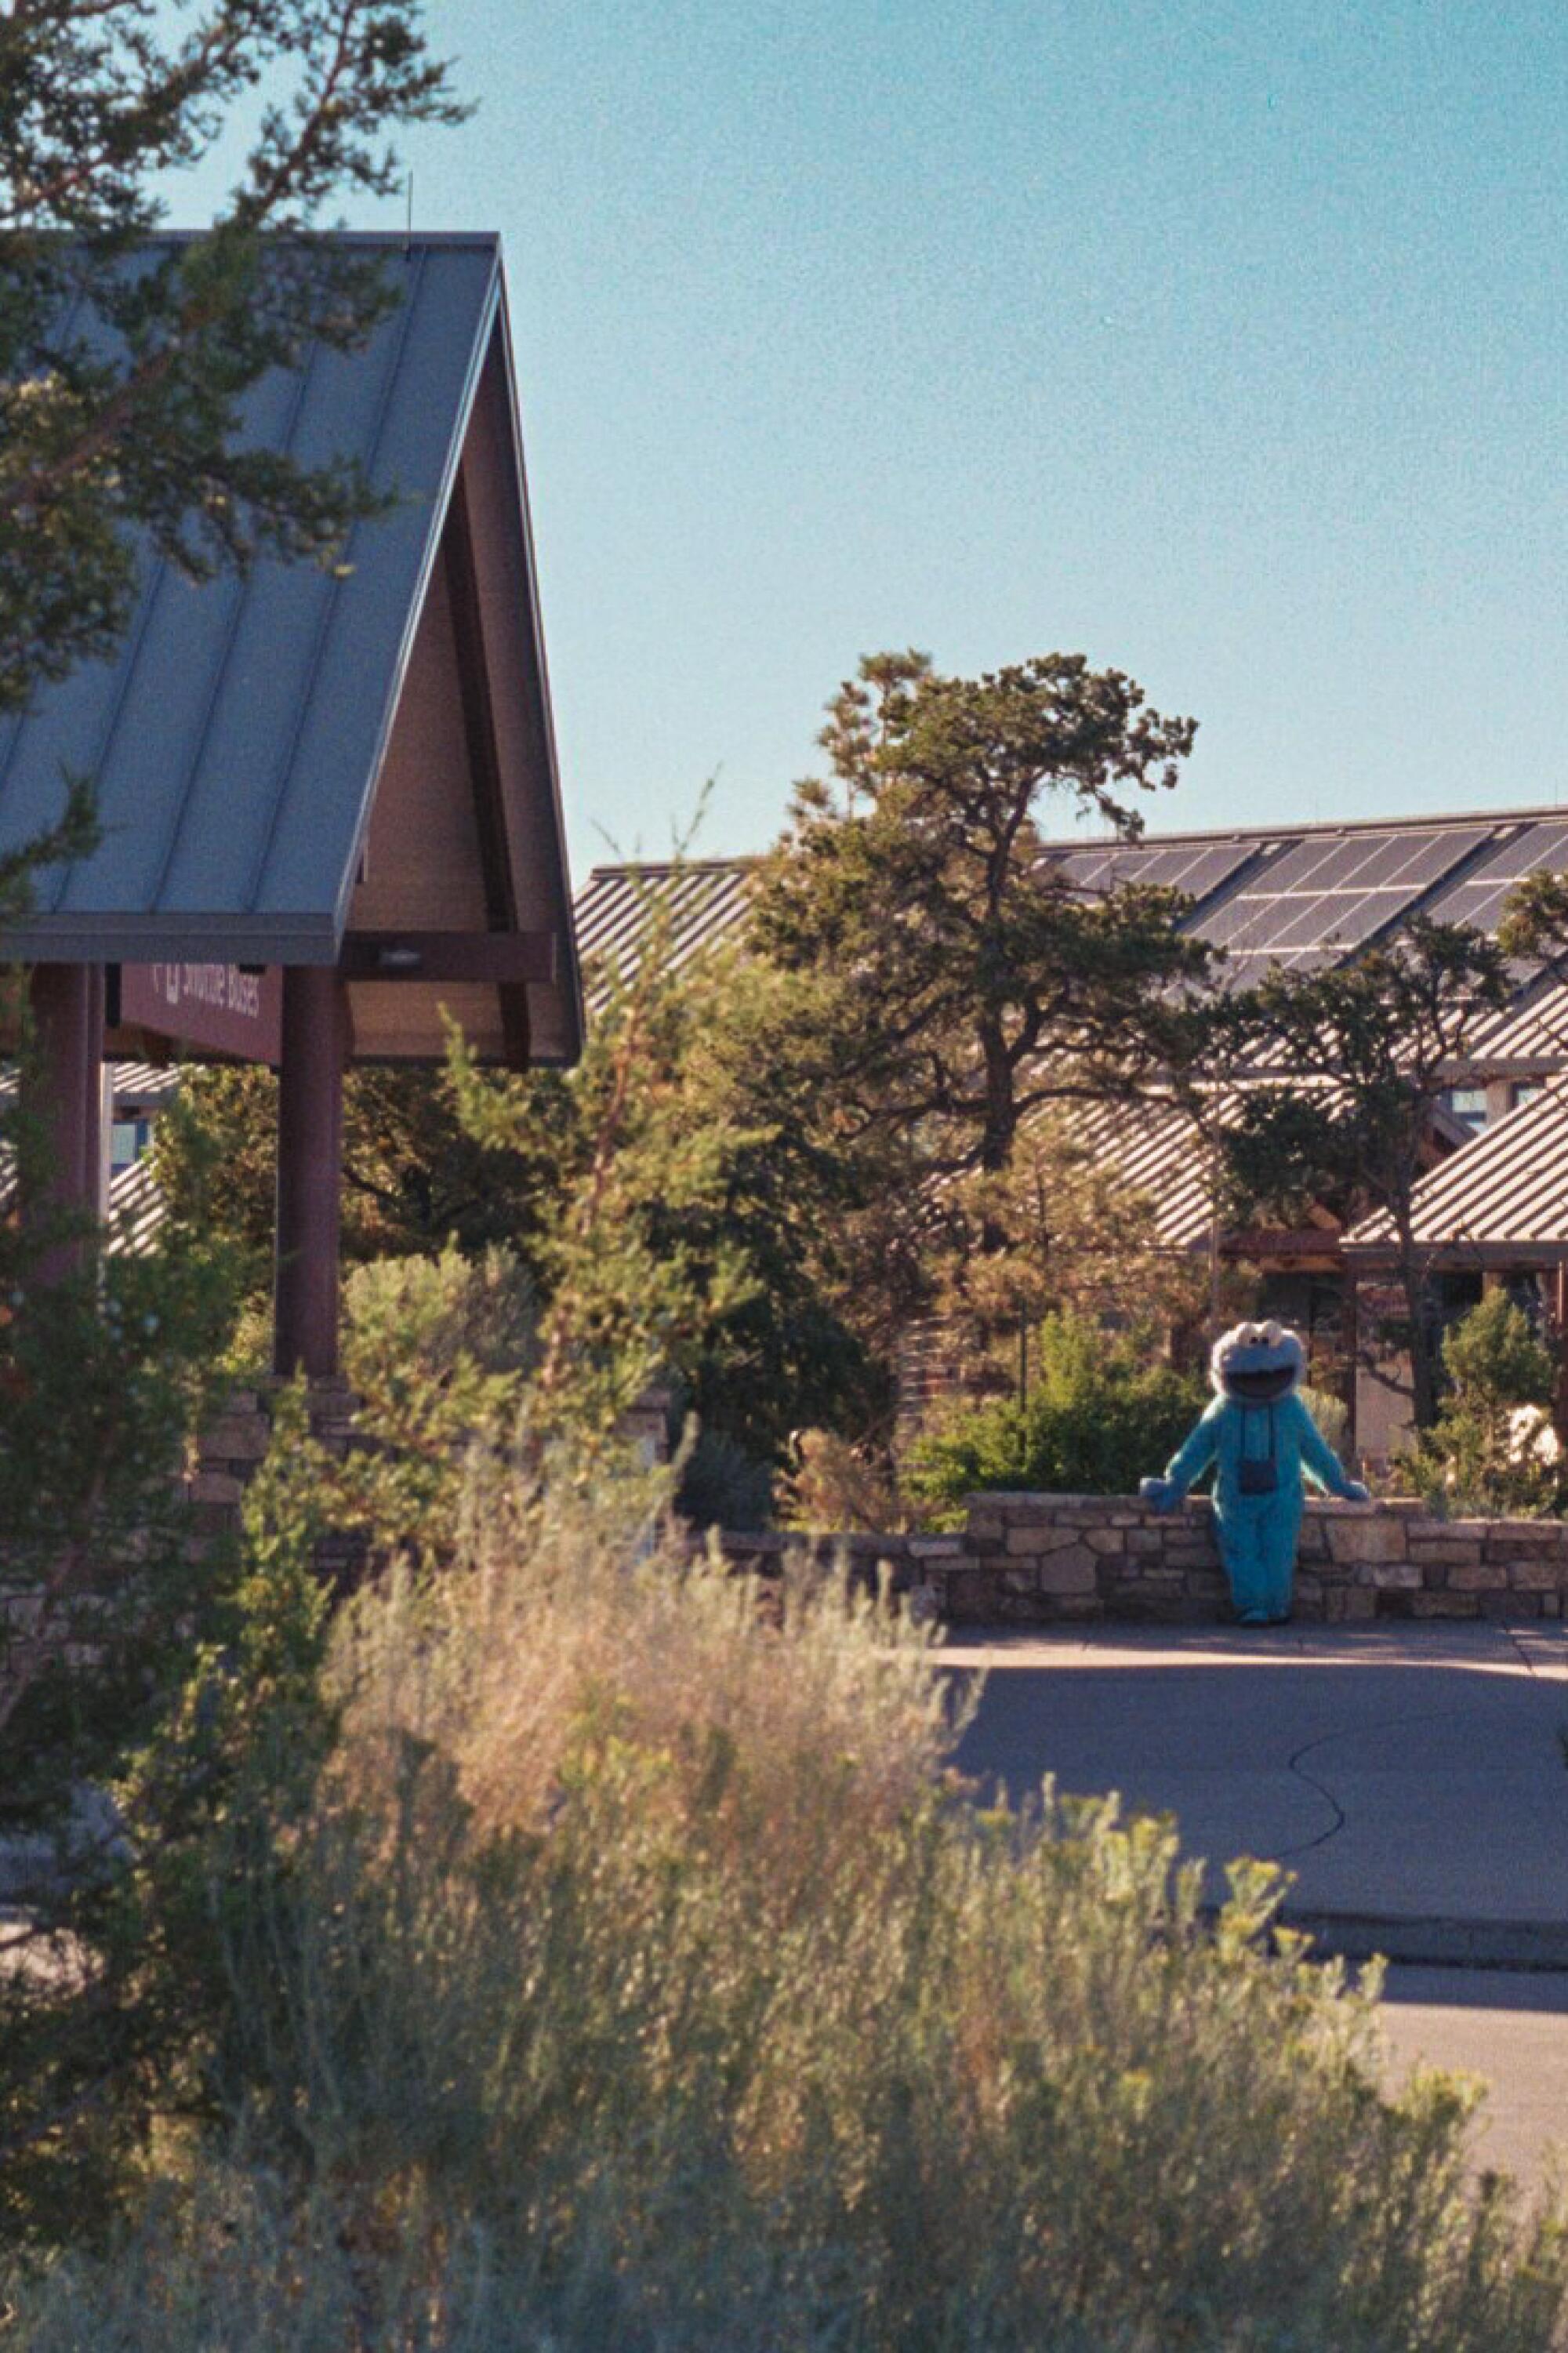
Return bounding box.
[332,1472,956,1884]
[10,1468,1568,2351]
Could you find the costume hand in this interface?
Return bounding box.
[1341,1480,1370,1504]
[1140,1476,1181,1515]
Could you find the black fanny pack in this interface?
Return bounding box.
[1237,1405,1278,1496]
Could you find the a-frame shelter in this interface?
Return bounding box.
[0,232,583,1372]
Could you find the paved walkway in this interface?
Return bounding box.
[1377,1969,1568,2191]
[950,1621,1568,2191]
[949,1621,1568,1964]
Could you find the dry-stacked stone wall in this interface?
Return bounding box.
[14,1408,1568,1672]
[193,1378,367,1587]
[3,1374,681,1680]
[0,1379,361,1683]
[720,1494,1568,1625]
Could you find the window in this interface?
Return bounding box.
[1443,1087,1487,1131]
[110,1116,151,1171]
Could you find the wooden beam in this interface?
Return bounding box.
[274,966,350,1379]
[339,930,556,985]
[1218,1227,1347,1265]
[1343,1273,1360,1459]
[443,474,532,1069]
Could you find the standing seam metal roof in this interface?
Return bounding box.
[577,810,1568,1252]
[1345,1077,1568,1260]
[0,234,524,964]
[572,859,755,1016]
[1058,1081,1364,1253]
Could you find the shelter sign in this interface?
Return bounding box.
[121,960,283,1064]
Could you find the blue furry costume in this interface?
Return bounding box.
[1140,1320,1368,1625]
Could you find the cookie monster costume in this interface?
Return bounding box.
[1140,1320,1369,1625]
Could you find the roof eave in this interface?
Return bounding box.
[482,259,584,1065]
[331,248,505,946]
[1343,1239,1568,1267]
[1,912,339,964]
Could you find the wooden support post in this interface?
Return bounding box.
[1554,1266,1568,1445]
[274,965,350,1379]
[23,964,106,1275]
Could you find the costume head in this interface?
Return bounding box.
[1209,1319,1306,1405]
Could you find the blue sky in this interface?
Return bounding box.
[176,2,1568,879]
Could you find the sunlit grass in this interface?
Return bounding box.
[10,1473,1568,2351]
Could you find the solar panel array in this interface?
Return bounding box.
[1054,837,1258,906]
[1423,818,1568,934]
[581,806,1568,1013]
[1196,825,1494,987]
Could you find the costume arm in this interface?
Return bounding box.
[1163,1399,1223,1498]
[1290,1395,1362,1497]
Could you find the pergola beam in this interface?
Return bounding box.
[337,930,556,984]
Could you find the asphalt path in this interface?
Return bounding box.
[947,1621,1568,1953]
[947,1622,1568,2193]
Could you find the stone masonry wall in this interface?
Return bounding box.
[720,1493,1568,1625]
[3,1372,681,1683]
[14,1389,1568,1676]
[194,1378,366,1587]
[0,1381,361,1690]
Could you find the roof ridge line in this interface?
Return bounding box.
[583,802,1568,877]
[1044,802,1565,852]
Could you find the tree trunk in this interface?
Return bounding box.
[978,1020,1015,1178]
[1397,1240,1439,1433]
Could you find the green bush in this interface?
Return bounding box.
[343,1238,538,1385]
[1410,1292,1563,1516]
[6,1454,1566,2351]
[675,1421,775,1529]
[907,1313,1207,1523]
[0,1088,245,1825]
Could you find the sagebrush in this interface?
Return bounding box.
[7,1441,1566,2351]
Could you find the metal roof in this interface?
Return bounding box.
[578,813,1568,1254]
[0,1060,180,1113]
[107,1153,166,1257]
[1192,823,1495,988]
[581,801,1568,1027]
[1455,975,1568,1072]
[1345,1077,1568,1264]
[0,1072,165,1269]
[1058,1081,1373,1255]
[0,232,579,1059]
[573,859,754,1016]
[1053,835,1260,907]
[1424,817,1568,933]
